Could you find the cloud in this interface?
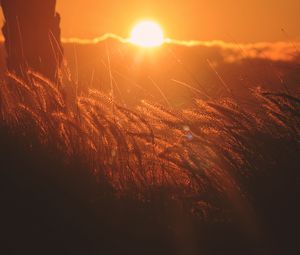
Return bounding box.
[61,33,127,44]
[1,32,299,63]
[219,41,300,62]
[165,38,300,62]
[61,34,300,63]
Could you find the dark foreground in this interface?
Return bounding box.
[0,73,299,254]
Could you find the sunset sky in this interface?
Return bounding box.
[56,0,300,43]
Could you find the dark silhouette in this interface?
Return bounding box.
[1,0,63,82]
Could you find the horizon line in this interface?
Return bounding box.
[60,33,300,49]
[0,33,299,49]
[0,33,299,62]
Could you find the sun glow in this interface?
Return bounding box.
[129,21,165,48]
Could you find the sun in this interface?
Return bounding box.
[129,21,165,48]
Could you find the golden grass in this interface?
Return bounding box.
[0,70,299,218]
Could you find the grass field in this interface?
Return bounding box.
[0,70,299,254]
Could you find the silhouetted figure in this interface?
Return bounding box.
[1,0,63,82]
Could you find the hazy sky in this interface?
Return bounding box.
[1,1,299,43]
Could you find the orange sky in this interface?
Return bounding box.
[57,0,300,43]
[0,1,299,43]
